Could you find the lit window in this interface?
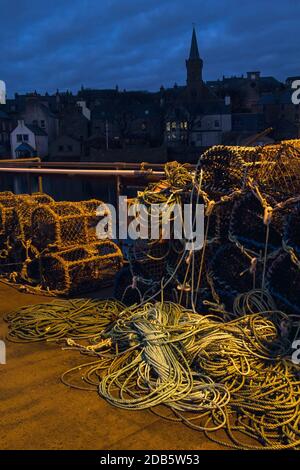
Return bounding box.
[171,122,177,130]
[166,122,171,131]
[184,121,188,129]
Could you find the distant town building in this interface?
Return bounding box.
[0,27,299,161]
[49,135,82,161]
[10,119,48,158]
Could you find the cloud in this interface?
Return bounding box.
[1,0,300,95]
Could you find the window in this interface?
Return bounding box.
[58,145,64,152]
[295,114,300,122]
[166,122,171,131]
[214,120,220,128]
[171,122,177,130]
[23,134,29,141]
[40,120,45,128]
[17,134,22,142]
[68,145,73,152]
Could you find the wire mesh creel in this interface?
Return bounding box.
[27,240,123,295]
[31,199,111,252]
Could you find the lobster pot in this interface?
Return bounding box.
[0,193,23,272]
[114,266,159,306]
[75,199,112,242]
[15,193,54,242]
[31,200,111,252]
[280,139,300,152]
[214,200,236,242]
[31,202,88,251]
[283,203,300,259]
[229,191,282,254]
[207,243,262,309]
[250,144,300,202]
[199,145,247,199]
[127,239,169,281]
[38,241,123,295]
[0,193,19,237]
[266,251,300,316]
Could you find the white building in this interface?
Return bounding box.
[10,120,48,158]
[190,113,232,147]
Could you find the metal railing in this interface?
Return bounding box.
[0,157,168,209]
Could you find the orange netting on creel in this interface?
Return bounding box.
[247,143,300,201]
[14,193,54,242]
[0,192,120,295]
[26,240,123,295]
[31,199,111,252]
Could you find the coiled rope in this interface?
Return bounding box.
[7,294,300,450]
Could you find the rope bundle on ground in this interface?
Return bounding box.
[6,295,300,450]
[4,298,124,342]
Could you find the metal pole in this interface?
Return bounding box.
[0,167,165,178]
[106,120,109,151]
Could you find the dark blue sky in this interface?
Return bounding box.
[1,0,300,96]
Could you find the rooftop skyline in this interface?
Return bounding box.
[1,0,300,96]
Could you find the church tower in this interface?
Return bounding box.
[186,27,204,100]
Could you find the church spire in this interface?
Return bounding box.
[186,26,203,98]
[189,27,200,60]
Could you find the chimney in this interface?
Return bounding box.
[247,71,261,80]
